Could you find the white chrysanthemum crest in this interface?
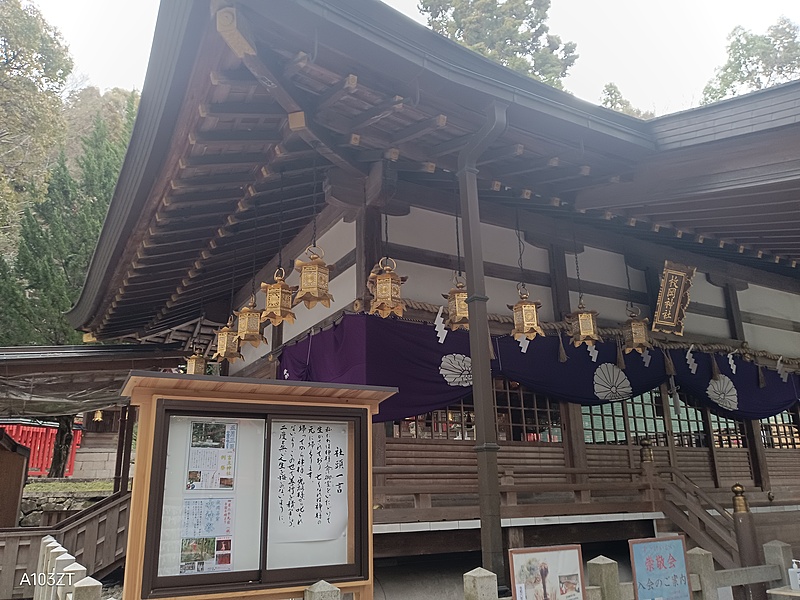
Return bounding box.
[593,363,632,401]
[439,354,472,387]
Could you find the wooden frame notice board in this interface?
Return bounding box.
[120,372,394,600]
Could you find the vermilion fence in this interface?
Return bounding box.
[1,424,83,477]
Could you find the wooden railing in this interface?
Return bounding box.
[658,466,740,569]
[373,465,655,524]
[0,491,130,599]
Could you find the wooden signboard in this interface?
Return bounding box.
[652,261,696,336]
[629,535,691,600]
[120,371,395,600]
[509,544,586,600]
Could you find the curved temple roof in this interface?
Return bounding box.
[68,0,800,343]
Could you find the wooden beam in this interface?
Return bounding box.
[217,7,366,178]
[494,156,559,178]
[390,114,447,145]
[396,179,800,293]
[199,102,285,119]
[315,74,358,112]
[190,129,282,144]
[347,96,405,131]
[179,153,264,168]
[723,283,746,341]
[477,144,524,166]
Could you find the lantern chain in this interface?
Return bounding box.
[278,171,284,271]
[454,183,463,277]
[251,190,258,298]
[383,211,389,261]
[623,238,635,313]
[516,209,525,284]
[311,150,318,247]
[571,218,583,305]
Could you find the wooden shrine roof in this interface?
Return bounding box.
[68,0,800,342]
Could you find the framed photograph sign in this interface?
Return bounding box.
[509,545,586,600]
[629,535,691,600]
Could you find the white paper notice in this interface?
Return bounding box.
[268,421,348,543]
[186,422,237,490]
[179,498,234,573]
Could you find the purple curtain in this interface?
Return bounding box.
[279,314,799,422]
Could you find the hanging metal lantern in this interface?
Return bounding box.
[260,267,297,326]
[508,283,545,341]
[293,246,334,309]
[367,257,407,318]
[235,295,267,347]
[92,410,103,422]
[213,316,242,362]
[442,275,469,331]
[186,351,208,375]
[566,300,602,347]
[622,307,652,354]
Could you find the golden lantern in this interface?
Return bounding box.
[293,246,334,309]
[622,307,652,354]
[566,300,602,347]
[186,351,208,375]
[442,276,470,331]
[235,295,266,347]
[508,283,545,341]
[367,257,407,318]
[260,267,297,326]
[213,316,242,362]
[92,410,103,422]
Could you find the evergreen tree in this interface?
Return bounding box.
[703,17,800,104]
[600,83,655,119]
[419,0,577,89]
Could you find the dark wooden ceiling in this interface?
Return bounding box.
[69,0,800,343]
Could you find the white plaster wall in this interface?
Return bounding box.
[738,284,800,321]
[565,246,646,291]
[691,272,726,307]
[388,207,550,272]
[683,314,731,339]
[743,324,800,358]
[230,219,357,373]
[399,261,553,320]
[568,291,648,325]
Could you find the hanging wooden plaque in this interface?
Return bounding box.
[651,261,696,336]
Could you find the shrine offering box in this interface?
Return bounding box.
[120,372,395,600]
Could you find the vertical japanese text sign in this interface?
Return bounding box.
[652,261,696,336]
[629,536,691,600]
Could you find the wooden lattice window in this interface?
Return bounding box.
[493,379,562,443]
[761,408,800,449]
[669,393,708,448]
[581,402,627,444]
[708,410,747,448]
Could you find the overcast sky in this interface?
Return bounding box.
[36,0,800,116]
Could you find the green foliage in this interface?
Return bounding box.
[600,83,655,120]
[702,17,800,104]
[0,0,72,249]
[418,0,578,88]
[0,97,136,346]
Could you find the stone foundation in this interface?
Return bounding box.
[19,490,112,527]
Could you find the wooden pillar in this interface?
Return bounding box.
[723,282,770,491]
[355,206,382,308]
[701,409,722,488]
[549,243,588,478]
[457,102,507,584]
[113,406,128,493]
[119,407,136,493]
